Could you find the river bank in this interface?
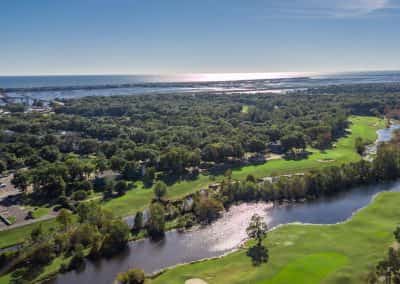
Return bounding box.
[149,190,400,284]
[47,179,400,284]
[0,115,389,283]
[43,118,398,283]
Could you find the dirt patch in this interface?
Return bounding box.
[185,279,209,284]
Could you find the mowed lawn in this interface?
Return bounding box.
[0,116,384,248]
[0,218,58,249]
[103,175,211,216]
[104,116,385,217]
[230,116,384,180]
[149,191,400,284]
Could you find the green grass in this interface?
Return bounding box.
[0,253,72,284]
[0,274,11,284]
[104,116,384,216]
[4,190,395,284]
[241,105,249,113]
[230,116,384,180]
[267,253,349,284]
[0,116,385,249]
[7,216,16,225]
[23,206,52,219]
[0,115,388,282]
[0,218,58,249]
[32,207,51,219]
[103,176,212,216]
[149,191,400,284]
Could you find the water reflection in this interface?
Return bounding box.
[50,180,400,284]
[49,123,400,283]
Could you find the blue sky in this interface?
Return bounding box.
[1,0,400,75]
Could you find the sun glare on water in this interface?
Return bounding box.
[173,72,310,83]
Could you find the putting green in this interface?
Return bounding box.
[267,253,348,284]
[149,191,400,284]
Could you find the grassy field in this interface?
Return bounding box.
[0,116,384,248]
[149,191,400,284]
[103,176,211,216]
[0,218,57,249]
[1,190,396,284]
[230,116,384,180]
[104,116,385,217]
[24,207,51,219]
[0,251,73,284]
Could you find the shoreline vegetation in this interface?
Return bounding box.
[103,116,385,216]
[0,115,388,283]
[149,191,400,284]
[2,86,400,283]
[0,115,384,249]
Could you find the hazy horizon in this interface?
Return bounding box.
[1,69,400,78]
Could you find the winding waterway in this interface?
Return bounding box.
[48,124,400,284]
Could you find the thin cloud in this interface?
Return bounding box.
[265,0,398,18]
[332,0,389,16]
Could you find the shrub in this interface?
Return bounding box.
[153,181,167,200]
[68,245,85,271]
[116,268,145,284]
[72,190,88,201]
[114,180,129,196]
[194,197,224,223]
[133,212,143,232]
[147,203,165,238]
[177,213,196,229]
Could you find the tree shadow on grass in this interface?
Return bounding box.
[11,265,44,283]
[247,244,269,266]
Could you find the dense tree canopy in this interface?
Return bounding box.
[0,85,398,204]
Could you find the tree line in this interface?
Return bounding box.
[217,142,400,206]
[0,203,130,283]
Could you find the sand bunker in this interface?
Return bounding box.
[185,279,209,284]
[265,153,282,161]
[317,159,335,163]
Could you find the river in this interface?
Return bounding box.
[48,123,399,284]
[364,122,400,158]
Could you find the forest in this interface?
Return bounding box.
[2,86,399,205]
[1,84,400,282]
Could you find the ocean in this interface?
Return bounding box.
[0,71,400,101]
